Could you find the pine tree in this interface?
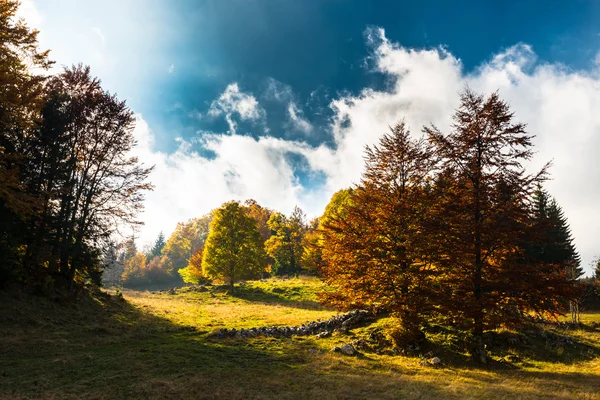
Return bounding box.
[149,232,166,258]
[529,187,582,322]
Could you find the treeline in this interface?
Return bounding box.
[104,200,319,289]
[0,2,152,292]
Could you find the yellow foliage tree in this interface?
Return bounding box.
[202,201,265,290]
[178,248,204,284]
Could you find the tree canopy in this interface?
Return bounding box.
[265,206,307,276]
[202,201,265,289]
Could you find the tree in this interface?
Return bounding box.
[101,241,123,286]
[122,252,147,287]
[319,123,436,343]
[302,189,353,275]
[300,217,321,274]
[264,206,307,276]
[162,213,212,281]
[149,232,166,258]
[202,201,265,290]
[528,187,583,322]
[244,199,273,271]
[179,248,204,284]
[425,90,577,362]
[0,0,52,283]
[22,65,153,290]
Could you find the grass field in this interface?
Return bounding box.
[1,276,600,399]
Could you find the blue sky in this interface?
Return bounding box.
[20,0,600,274]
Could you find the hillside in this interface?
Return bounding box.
[2,277,600,399]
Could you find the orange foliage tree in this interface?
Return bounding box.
[425,90,578,362]
[178,248,205,284]
[320,122,437,343]
[319,90,580,362]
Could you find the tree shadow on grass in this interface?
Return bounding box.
[420,322,600,371]
[2,290,600,399]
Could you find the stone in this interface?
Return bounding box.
[339,343,356,356]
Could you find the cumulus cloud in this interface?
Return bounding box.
[300,28,600,274]
[131,115,319,247]
[208,83,266,134]
[133,27,600,274]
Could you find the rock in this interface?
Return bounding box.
[211,307,378,341]
[339,343,356,356]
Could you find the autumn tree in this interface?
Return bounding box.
[303,189,353,275]
[0,0,52,283]
[244,199,273,272]
[202,201,265,290]
[178,247,204,284]
[300,217,322,274]
[265,206,307,276]
[320,123,436,343]
[425,90,576,362]
[162,213,212,281]
[122,252,147,287]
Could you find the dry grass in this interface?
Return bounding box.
[1,277,599,399]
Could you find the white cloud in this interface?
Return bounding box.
[296,28,600,275]
[131,27,599,275]
[208,83,266,134]
[131,115,317,247]
[287,103,313,134]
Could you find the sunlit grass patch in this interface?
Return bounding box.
[121,276,336,331]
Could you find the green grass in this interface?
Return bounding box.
[1,277,600,399]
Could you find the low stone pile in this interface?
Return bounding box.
[211,309,377,339]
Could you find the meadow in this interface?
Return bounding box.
[2,277,600,399]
